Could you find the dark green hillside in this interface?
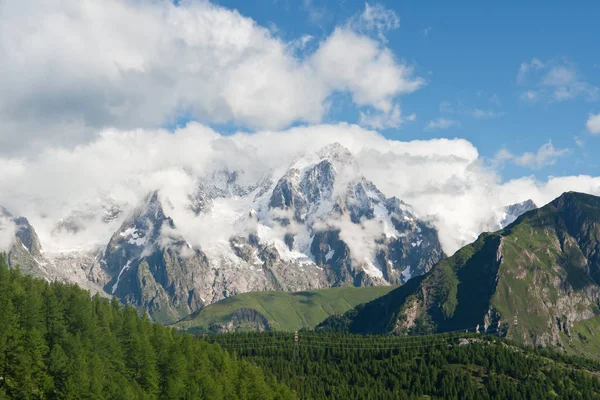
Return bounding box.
[317,192,600,353]
[173,285,396,333]
[202,331,600,399]
[0,254,296,400]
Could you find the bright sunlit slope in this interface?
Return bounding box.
[173,285,397,333]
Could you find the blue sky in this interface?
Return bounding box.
[209,0,600,180]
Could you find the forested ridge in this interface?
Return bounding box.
[5,250,600,400]
[0,254,296,399]
[203,331,600,400]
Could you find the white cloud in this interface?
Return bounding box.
[587,113,600,135]
[425,118,461,131]
[517,58,598,103]
[0,123,599,256]
[0,0,422,154]
[421,26,433,36]
[514,141,570,170]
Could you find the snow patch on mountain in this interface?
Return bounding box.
[401,265,412,282]
[112,260,131,294]
[325,247,335,262]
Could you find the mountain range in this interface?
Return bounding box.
[316,191,600,353]
[0,143,536,324]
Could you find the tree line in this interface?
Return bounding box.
[202,331,600,400]
[0,254,296,399]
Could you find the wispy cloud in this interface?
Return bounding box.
[493,141,570,170]
[471,108,505,119]
[349,2,400,43]
[421,26,432,36]
[489,94,501,106]
[517,58,599,103]
[439,99,504,119]
[359,104,415,130]
[490,148,514,168]
[302,0,328,25]
[517,58,545,84]
[520,90,539,103]
[439,101,454,114]
[515,141,570,169]
[425,118,461,131]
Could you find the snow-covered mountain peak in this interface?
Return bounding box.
[288,142,358,174]
[269,143,382,225]
[104,191,175,271]
[477,199,539,235]
[498,199,537,229]
[0,143,445,323]
[505,200,537,220]
[316,142,355,164]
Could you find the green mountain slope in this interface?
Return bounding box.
[173,285,397,333]
[203,331,600,399]
[317,192,600,353]
[0,254,296,399]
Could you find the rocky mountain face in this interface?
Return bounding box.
[1,206,48,279]
[317,192,600,350]
[0,206,109,298]
[0,143,446,324]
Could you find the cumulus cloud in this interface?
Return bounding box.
[517,58,598,103]
[1,1,600,260]
[1,122,598,256]
[425,118,461,131]
[587,113,600,134]
[0,0,421,154]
